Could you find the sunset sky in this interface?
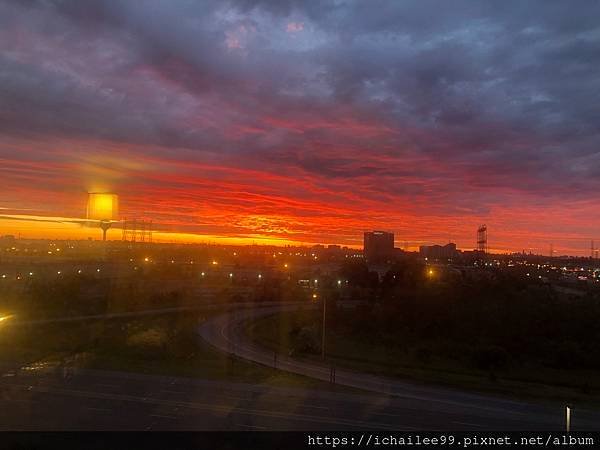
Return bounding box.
[1,1,600,254]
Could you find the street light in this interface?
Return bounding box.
[311,292,327,359]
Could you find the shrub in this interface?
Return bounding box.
[289,325,320,356]
[472,345,511,371]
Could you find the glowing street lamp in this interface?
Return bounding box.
[0,315,14,324]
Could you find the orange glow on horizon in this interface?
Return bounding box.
[1,139,599,256]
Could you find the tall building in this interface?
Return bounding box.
[364,231,395,262]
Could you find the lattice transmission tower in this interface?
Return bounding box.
[477,224,488,255]
[122,219,153,243]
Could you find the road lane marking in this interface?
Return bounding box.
[452,421,486,428]
[150,414,178,420]
[299,404,330,411]
[85,407,111,413]
[237,423,266,430]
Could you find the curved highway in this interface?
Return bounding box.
[199,304,600,430]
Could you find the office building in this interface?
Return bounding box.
[364,231,395,262]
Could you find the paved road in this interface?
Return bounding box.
[4,301,301,326]
[198,305,600,430]
[0,362,537,431]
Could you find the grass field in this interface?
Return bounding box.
[244,310,600,406]
[0,308,329,390]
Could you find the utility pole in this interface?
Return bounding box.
[321,296,327,360]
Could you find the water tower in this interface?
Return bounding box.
[87,193,119,241]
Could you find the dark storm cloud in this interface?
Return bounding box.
[1,0,600,201]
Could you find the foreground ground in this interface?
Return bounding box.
[3,361,599,431]
[0,303,598,430]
